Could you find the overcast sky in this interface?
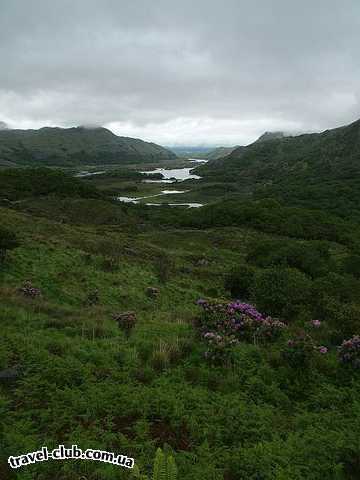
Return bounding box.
[1,0,359,146]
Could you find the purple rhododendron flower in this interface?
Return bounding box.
[196,298,207,305]
[311,319,321,327]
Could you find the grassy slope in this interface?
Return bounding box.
[1,199,360,479]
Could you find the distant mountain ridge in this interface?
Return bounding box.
[195,119,360,217]
[198,132,288,162]
[0,126,176,167]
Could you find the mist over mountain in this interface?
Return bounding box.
[255,131,287,143]
[0,126,176,167]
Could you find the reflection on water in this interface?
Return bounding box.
[118,189,188,205]
[188,158,208,163]
[145,202,203,208]
[75,170,106,177]
[117,189,203,208]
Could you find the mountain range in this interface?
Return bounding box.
[0,126,176,167]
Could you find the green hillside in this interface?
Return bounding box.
[0,126,176,167]
[196,119,360,217]
[1,168,360,479]
[203,145,238,160]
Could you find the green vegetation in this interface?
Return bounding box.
[0,126,176,167]
[0,226,19,265]
[0,168,101,200]
[196,118,360,219]
[0,161,360,480]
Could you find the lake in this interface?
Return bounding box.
[141,166,201,183]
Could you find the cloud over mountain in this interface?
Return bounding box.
[1,0,360,145]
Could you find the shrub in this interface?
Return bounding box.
[313,272,360,306]
[113,311,137,337]
[203,332,238,364]
[0,226,19,264]
[196,299,286,364]
[251,267,312,319]
[338,335,360,368]
[342,254,360,278]
[315,299,360,340]
[224,264,255,299]
[282,333,328,368]
[19,281,41,299]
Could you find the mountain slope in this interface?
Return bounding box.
[255,131,286,143]
[203,145,238,161]
[0,126,176,166]
[196,119,360,217]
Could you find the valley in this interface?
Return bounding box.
[1,120,360,479]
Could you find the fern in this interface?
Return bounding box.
[132,447,177,480]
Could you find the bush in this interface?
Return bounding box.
[19,280,41,299]
[224,264,255,299]
[312,296,360,341]
[282,333,328,368]
[338,335,360,368]
[196,299,286,364]
[247,239,331,278]
[342,254,360,279]
[312,274,360,337]
[113,311,137,337]
[251,267,312,319]
[0,226,19,264]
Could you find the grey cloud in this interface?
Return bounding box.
[1,0,359,145]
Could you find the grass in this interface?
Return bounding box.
[0,196,359,480]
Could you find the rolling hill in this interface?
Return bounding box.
[0,126,176,167]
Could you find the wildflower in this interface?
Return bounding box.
[196,298,207,306]
[311,319,321,328]
[338,335,360,367]
[318,346,328,354]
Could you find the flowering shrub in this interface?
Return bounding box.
[202,331,238,364]
[338,335,360,368]
[197,299,286,343]
[113,311,137,336]
[282,333,328,368]
[196,299,286,363]
[19,281,41,299]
